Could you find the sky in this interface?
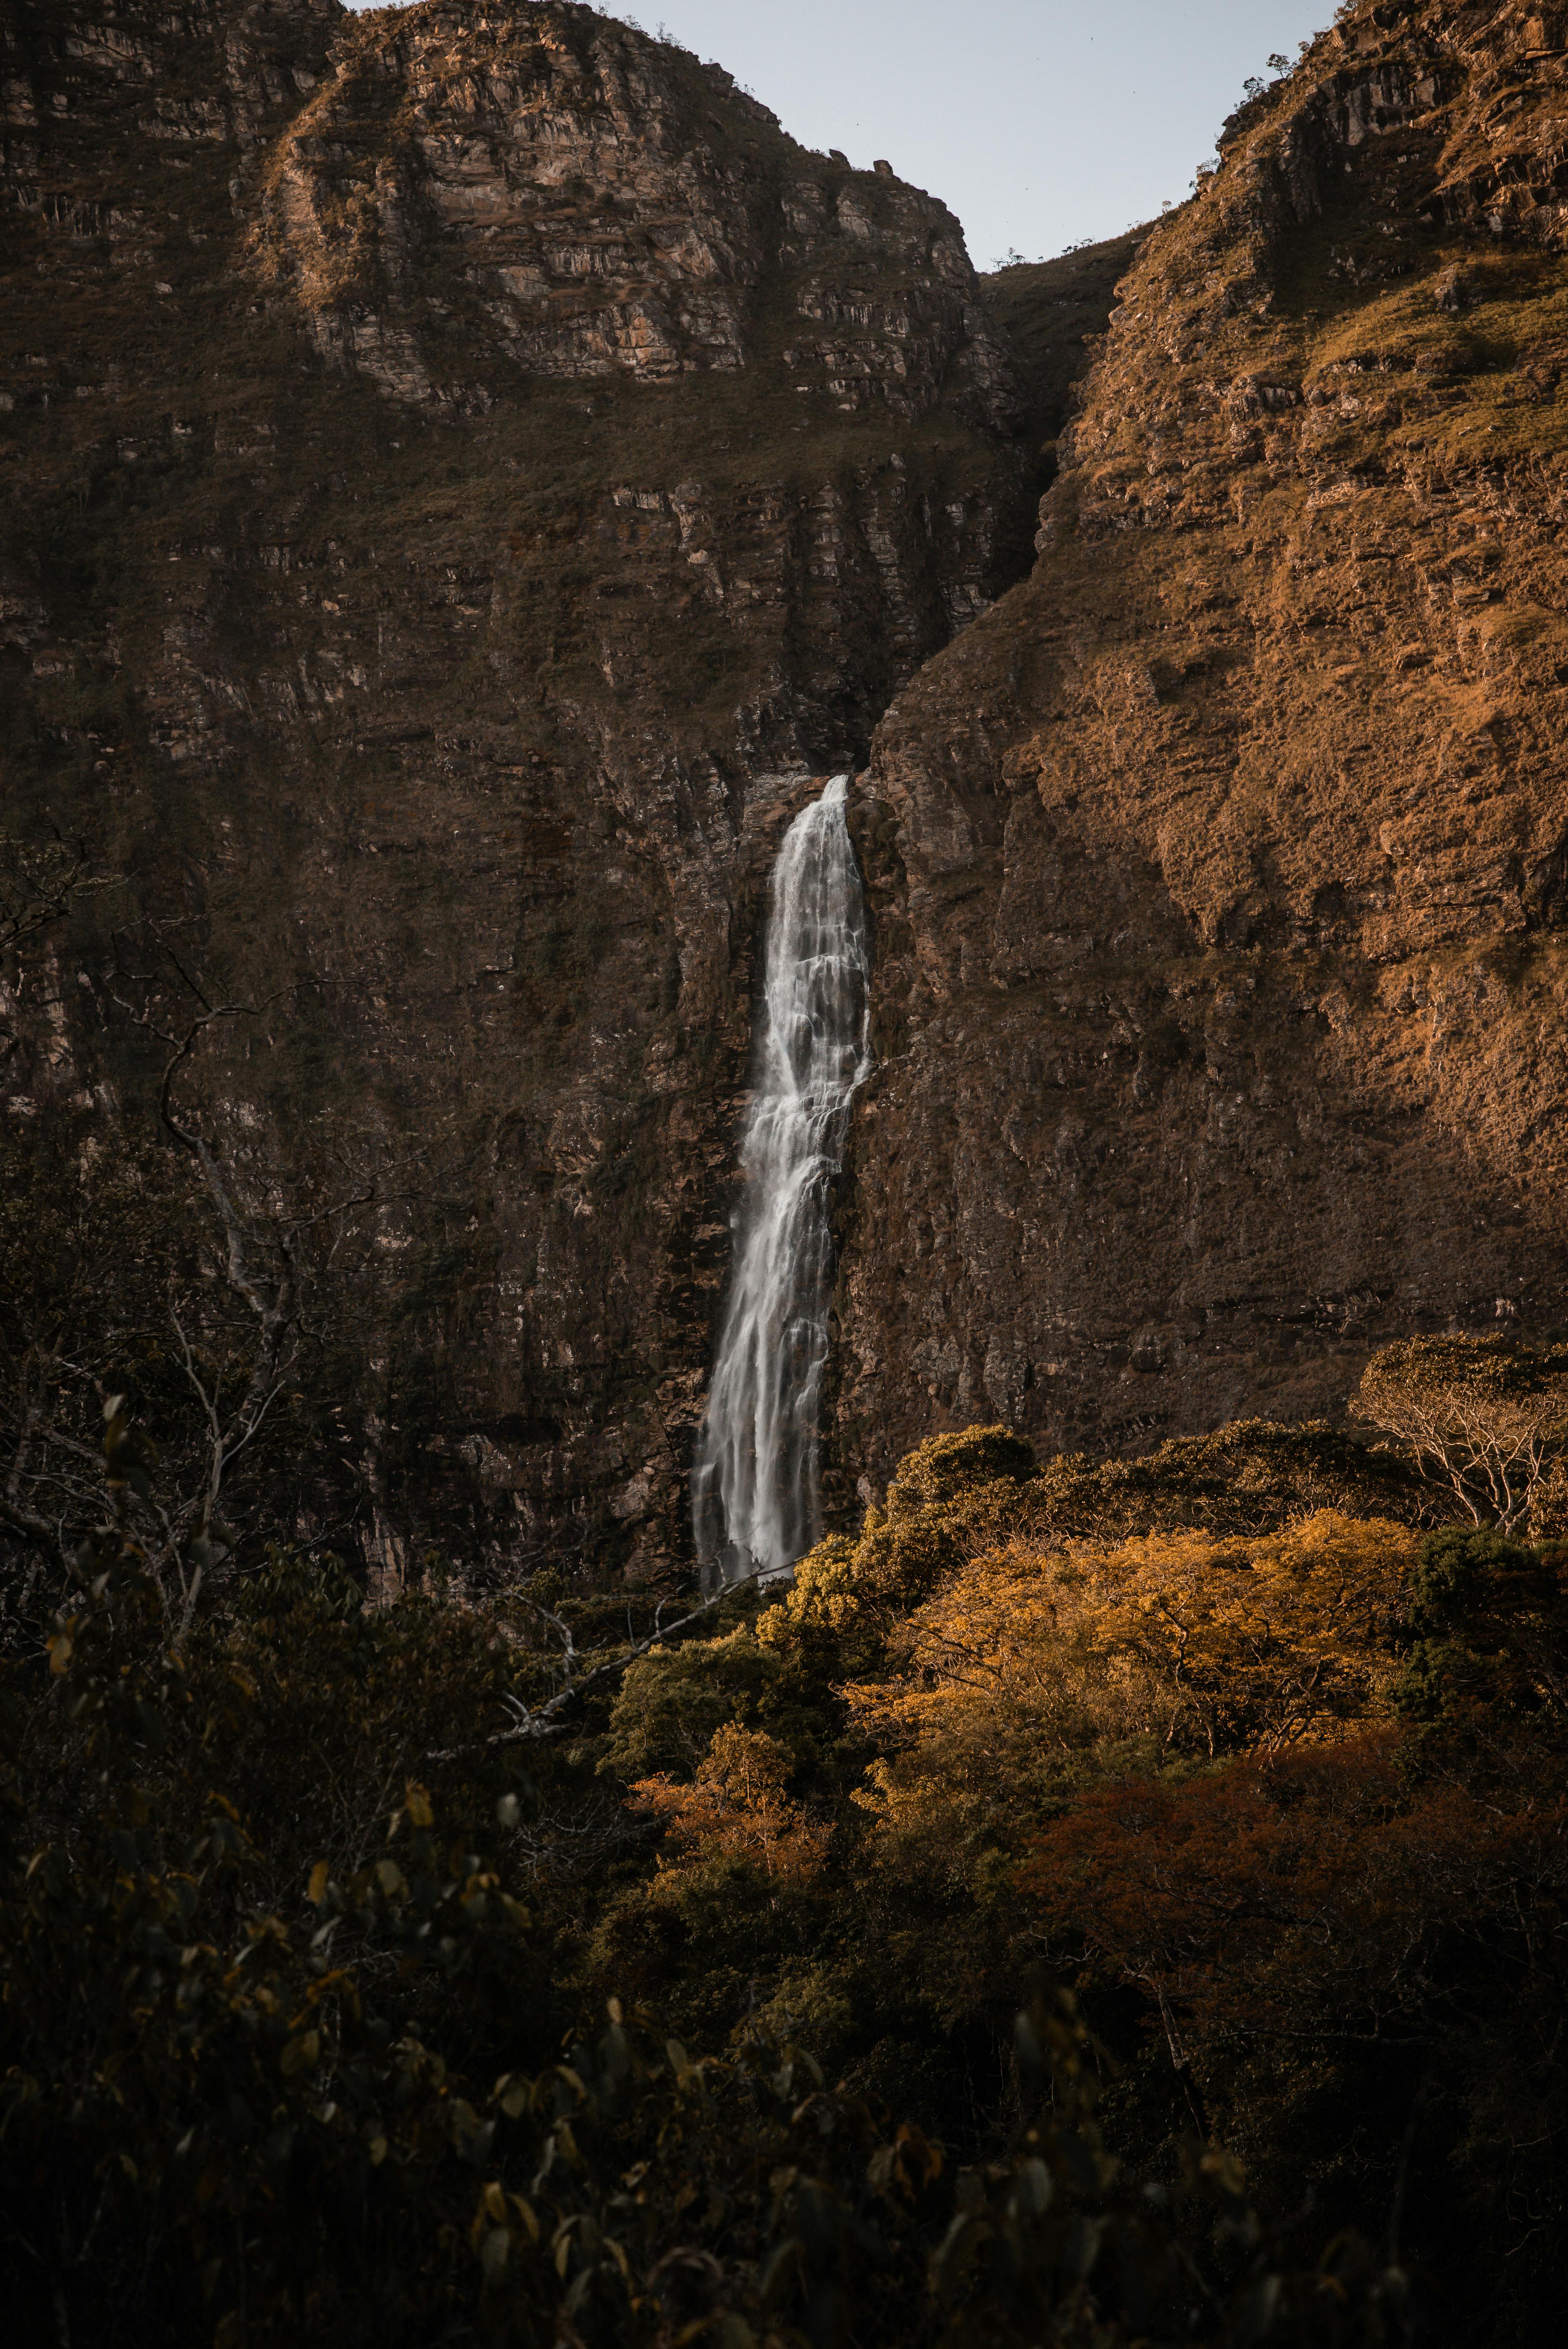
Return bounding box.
[341,0,1334,267]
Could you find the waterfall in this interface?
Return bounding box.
[693,774,872,1584]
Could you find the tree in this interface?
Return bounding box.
[628,1722,829,1885]
[1394,1526,1568,1743]
[0,827,118,1062]
[845,1510,1417,1831]
[1015,1730,1568,2327]
[7,1499,1414,2348]
[601,1618,833,1781]
[0,890,506,1641]
[755,1427,1039,1680]
[1356,1337,1568,1534]
[0,1005,371,1641]
[759,1422,1427,1693]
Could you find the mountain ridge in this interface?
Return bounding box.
[6,0,1568,1581]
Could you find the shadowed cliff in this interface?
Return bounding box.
[0,0,1044,1582]
[836,0,1568,1495]
[11,0,1568,1580]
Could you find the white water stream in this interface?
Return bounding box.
[692,775,872,1584]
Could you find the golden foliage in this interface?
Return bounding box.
[757,1424,1429,1690]
[756,1533,873,1665]
[757,1427,1039,1675]
[846,1512,1418,1862]
[1075,1508,1415,1752]
[628,1724,828,1886]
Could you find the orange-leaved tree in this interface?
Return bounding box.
[1014,1735,1542,2043]
[845,1510,1417,1858]
[628,1723,829,1885]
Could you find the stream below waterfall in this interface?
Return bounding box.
[692,775,872,1586]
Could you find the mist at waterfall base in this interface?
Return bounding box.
[692,777,872,1589]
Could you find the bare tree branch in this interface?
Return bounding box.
[0,833,118,957]
[0,1488,73,1583]
[1358,1338,1568,1535]
[425,1585,737,1759]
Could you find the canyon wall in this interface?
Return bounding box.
[835,0,1568,1497]
[0,0,1031,1578]
[10,0,1568,1577]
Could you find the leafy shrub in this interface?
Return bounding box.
[1394,1525,1568,1739]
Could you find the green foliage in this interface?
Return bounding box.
[21,1407,1430,2334]
[600,1623,796,1779]
[235,1543,367,1622]
[758,1530,884,1677]
[1022,1420,1432,1544]
[887,1424,1038,1508]
[758,1427,1046,1680]
[1394,1526,1568,1740]
[1408,1526,1539,1632]
[0,1575,1413,2349]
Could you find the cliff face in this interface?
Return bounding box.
[0,0,1030,1577]
[255,2,1013,429]
[835,0,1568,1495]
[13,0,1568,1578]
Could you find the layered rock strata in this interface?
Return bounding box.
[834,0,1568,1496]
[16,0,1563,1572]
[0,0,1029,1578]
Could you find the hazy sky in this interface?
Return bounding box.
[342,0,1332,265]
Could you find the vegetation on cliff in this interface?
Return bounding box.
[5,1281,1568,2344]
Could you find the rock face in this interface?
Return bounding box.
[0,0,1030,1577]
[256,2,1011,425]
[14,0,1568,1578]
[833,0,1568,1497]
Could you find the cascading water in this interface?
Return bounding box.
[692,775,872,1585]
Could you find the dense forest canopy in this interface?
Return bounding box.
[5,1102,1568,2342]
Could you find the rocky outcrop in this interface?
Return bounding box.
[0,0,1030,1580]
[833,0,1568,1497]
[255,3,1012,427]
